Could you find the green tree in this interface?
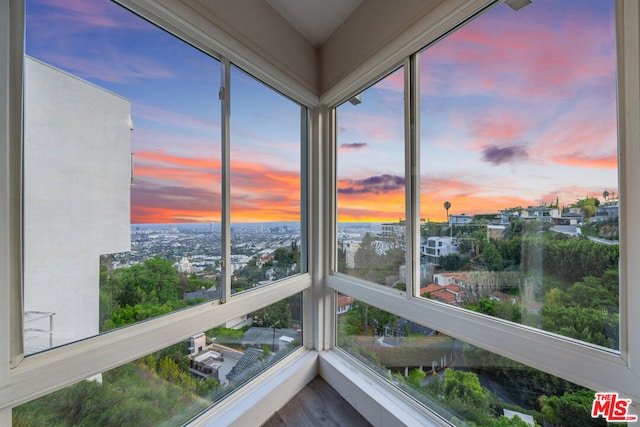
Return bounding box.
[440,254,468,271]
[114,257,180,307]
[352,233,404,284]
[443,369,487,409]
[444,201,451,222]
[407,368,426,388]
[481,241,503,271]
[539,390,606,427]
[572,197,599,220]
[252,300,292,329]
[233,259,264,285]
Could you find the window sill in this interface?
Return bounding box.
[189,347,318,426]
[319,349,448,427]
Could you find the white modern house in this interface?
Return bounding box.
[421,236,460,265]
[22,57,131,354]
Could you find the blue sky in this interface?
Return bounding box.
[25,0,618,223]
[26,0,301,224]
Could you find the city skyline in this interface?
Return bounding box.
[26,0,618,224]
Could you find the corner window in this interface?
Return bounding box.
[23,0,222,353]
[336,67,406,290]
[230,65,304,294]
[23,0,306,357]
[336,293,603,426]
[14,295,302,425]
[418,0,619,349]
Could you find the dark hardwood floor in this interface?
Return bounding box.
[261,376,372,427]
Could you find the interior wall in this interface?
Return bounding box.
[319,0,443,94]
[183,0,318,97]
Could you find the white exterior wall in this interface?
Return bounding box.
[23,57,131,353]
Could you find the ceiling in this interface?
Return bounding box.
[265,0,363,47]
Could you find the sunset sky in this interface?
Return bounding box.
[337,0,617,222]
[26,0,617,224]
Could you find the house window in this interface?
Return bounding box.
[330,0,635,421]
[22,0,306,355]
[335,67,406,290]
[7,0,309,417]
[230,65,304,295]
[418,0,619,350]
[23,0,223,353]
[336,294,599,427]
[13,294,302,425]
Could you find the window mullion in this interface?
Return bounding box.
[618,0,640,373]
[404,56,420,298]
[220,57,231,303]
[1,0,25,373]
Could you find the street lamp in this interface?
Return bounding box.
[270,320,280,352]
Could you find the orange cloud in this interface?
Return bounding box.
[132,151,301,224]
[338,189,405,222]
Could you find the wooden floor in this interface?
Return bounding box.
[262,376,372,427]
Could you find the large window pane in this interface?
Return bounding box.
[336,293,617,426]
[14,295,302,426]
[24,0,221,354]
[336,68,406,288]
[419,0,619,349]
[230,66,303,294]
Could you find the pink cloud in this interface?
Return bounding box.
[373,68,404,93]
[420,2,615,101]
[339,112,402,144]
[32,0,148,31]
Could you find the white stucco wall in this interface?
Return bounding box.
[23,57,131,353]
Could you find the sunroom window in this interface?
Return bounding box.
[22,0,306,355]
[418,0,619,350]
[230,65,304,295]
[331,0,632,423]
[336,67,406,288]
[14,294,303,425]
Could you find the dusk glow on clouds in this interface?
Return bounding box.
[27,0,618,225]
[26,0,300,224]
[339,0,618,222]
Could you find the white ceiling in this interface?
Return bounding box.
[265,0,363,47]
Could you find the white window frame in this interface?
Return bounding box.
[326,0,640,408]
[2,0,640,424]
[0,0,318,419]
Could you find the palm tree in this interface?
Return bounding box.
[603,190,610,202]
[443,201,451,222]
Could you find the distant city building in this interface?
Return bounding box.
[230,255,251,274]
[552,214,581,226]
[498,210,518,225]
[380,221,405,238]
[593,202,619,222]
[341,240,360,269]
[432,272,466,286]
[177,255,194,273]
